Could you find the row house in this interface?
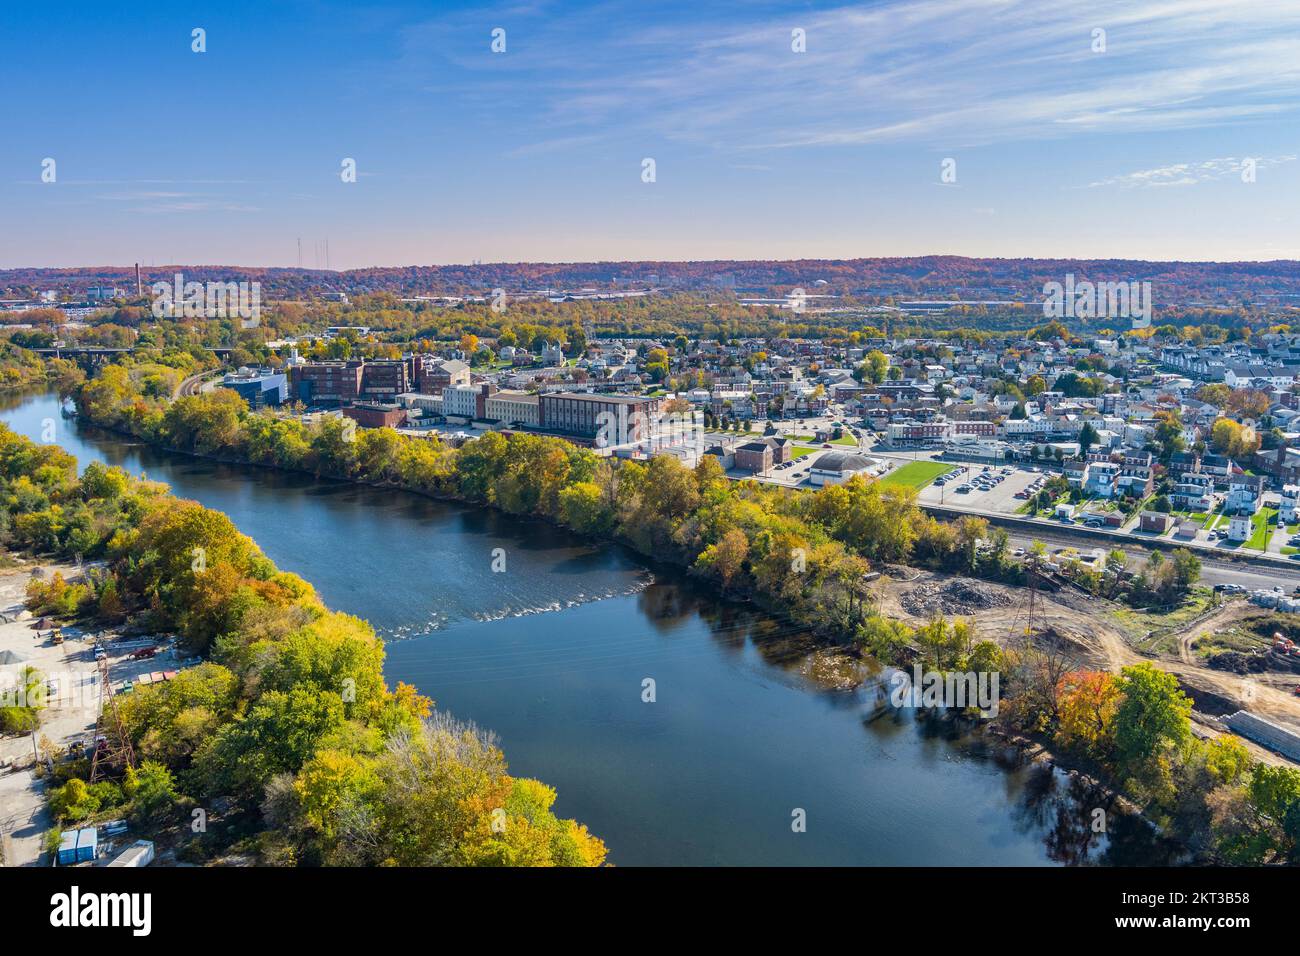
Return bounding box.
[1280,485,1300,525]
[1167,452,1236,487]
[1224,363,1298,390]
[1084,461,1121,498]
[1225,474,1265,515]
[1254,445,1300,485]
[1117,462,1155,498]
[1170,473,1215,512]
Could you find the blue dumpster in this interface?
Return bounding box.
[75,827,97,863]
[57,830,78,865]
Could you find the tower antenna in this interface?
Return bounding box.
[89,653,137,782]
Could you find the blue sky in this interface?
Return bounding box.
[3,0,1299,268]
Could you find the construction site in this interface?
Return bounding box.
[867,564,1300,769]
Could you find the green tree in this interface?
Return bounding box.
[1077,421,1100,457]
[124,761,178,820]
[1112,662,1191,782]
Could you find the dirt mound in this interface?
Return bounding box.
[1209,649,1300,675]
[1207,650,1269,675]
[900,578,1015,617]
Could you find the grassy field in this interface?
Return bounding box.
[1245,507,1278,551]
[1110,589,1216,655]
[791,445,820,459]
[880,460,954,489]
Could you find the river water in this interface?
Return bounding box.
[2,391,1167,865]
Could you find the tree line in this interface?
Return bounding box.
[59,360,1300,863]
[1,424,606,866]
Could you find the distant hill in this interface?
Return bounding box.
[4,256,1300,305]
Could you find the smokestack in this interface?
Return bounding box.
[135,263,142,297]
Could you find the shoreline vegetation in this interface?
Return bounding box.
[0,419,607,866]
[44,359,1298,864]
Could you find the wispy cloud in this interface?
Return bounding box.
[1089,154,1297,188]
[126,201,260,214]
[91,189,259,214]
[393,0,1300,153]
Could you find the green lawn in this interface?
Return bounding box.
[830,434,858,446]
[1245,507,1278,551]
[880,460,954,489]
[791,445,820,459]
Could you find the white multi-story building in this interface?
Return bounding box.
[1001,417,1050,437]
[1280,484,1300,525]
[485,391,540,427]
[442,384,479,419]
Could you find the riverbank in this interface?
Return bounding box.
[13,383,1288,864]
[0,418,611,867]
[66,399,1189,858]
[0,389,1134,864]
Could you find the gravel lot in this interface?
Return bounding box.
[0,561,99,866]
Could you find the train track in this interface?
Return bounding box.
[174,371,215,398]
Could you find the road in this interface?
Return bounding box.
[994,524,1300,591]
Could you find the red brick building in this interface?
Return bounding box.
[342,403,407,429]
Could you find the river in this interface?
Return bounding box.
[2,391,1169,865]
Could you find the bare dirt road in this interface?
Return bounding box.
[870,569,1300,766]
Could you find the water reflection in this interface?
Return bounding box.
[0,389,1160,866]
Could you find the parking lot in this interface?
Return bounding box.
[916,463,1042,514]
